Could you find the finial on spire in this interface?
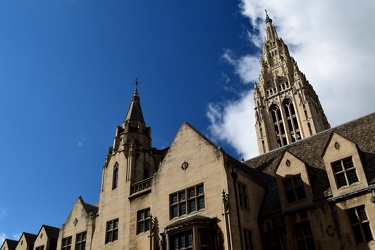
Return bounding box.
[133,72,141,93]
[265,9,273,24]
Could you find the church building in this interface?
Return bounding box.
[2,12,375,250]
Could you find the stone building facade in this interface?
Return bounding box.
[2,13,375,250]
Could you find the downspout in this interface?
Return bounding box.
[89,213,97,250]
[222,150,233,250]
[231,168,244,250]
[149,215,154,250]
[222,190,232,250]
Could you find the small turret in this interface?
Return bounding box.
[111,75,152,155]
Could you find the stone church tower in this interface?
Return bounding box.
[91,77,167,249]
[254,12,330,154]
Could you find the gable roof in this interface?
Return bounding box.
[243,112,375,217]
[22,232,37,245]
[78,196,98,215]
[181,122,219,148]
[38,225,60,240]
[1,239,18,250]
[226,153,267,187]
[172,122,267,186]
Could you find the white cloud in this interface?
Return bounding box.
[221,49,260,84]
[0,232,22,245]
[0,233,6,245]
[207,0,375,159]
[207,90,257,159]
[12,233,21,241]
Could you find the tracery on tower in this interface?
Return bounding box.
[254,11,330,154]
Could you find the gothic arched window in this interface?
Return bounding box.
[270,104,287,147]
[112,163,119,190]
[283,99,301,142]
[307,122,312,136]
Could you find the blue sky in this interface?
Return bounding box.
[0,0,253,241]
[1,0,375,244]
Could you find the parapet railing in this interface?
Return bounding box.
[131,176,153,195]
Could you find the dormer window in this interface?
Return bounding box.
[332,157,359,188]
[276,152,313,212]
[283,175,306,203]
[322,133,367,197]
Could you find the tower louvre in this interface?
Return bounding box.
[254,12,330,154]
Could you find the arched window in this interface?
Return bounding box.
[284,99,301,142]
[112,163,119,190]
[307,122,312,136]
[270,104,287,147]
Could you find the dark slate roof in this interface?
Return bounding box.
[226,154,267,187]
[2,239,18,250]
[23,232,37,245]
[79,196,99,215]
[243,112,375,217]
[42,225,60,239]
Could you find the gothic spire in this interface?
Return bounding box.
[265,9,272,24]
[124,75,145,125]
[264,10,277,41]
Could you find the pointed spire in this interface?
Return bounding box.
[265,9,272,24]
[124,74,145,125]
[264,10,277,41]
